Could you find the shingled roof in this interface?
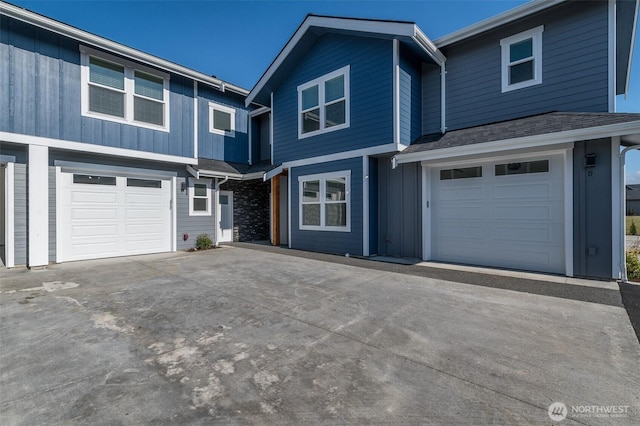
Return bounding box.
[402,112,640,155]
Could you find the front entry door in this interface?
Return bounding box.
[218,191,233,242]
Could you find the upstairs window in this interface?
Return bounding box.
[298,65,350,139]
[209,102,236,137]
[81,46,170,131]
[500,26,543,93]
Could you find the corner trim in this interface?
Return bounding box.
[4,162,15,268]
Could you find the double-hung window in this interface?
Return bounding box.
[81,46,170,131]
[500,26,543,93]
[298,65,350,138]
[189,179,211,216]
[299,171,350,231]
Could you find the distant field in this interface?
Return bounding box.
[626,216,640,235]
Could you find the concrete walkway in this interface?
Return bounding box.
[1,247,639,424]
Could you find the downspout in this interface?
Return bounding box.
[213,176,229,247]
[620,145,640,283]
[440,62,446,134]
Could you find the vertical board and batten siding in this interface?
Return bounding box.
[421,63,442,135]
[573,138,613,279]
[0,16,195,158]
[198,87,249,163]
[290,158,363,256]
[272,34,393,164]
[439,1,609,131]
[13,163,27,265]
[376,159,421,259]
[399,47,422,146]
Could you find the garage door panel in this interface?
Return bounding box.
[71,191,118,204]
[58,172,172,262]
[71,224,118,237]
[431,154,565,274]
[71,208,118,220]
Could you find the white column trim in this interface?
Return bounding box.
[421,164,431,260]
[288,167,292,248]
[362,156,370,257]
[608,0,617,112]
[193,81,199,159]
[611,137,622,279]
[28,145,49,267]
[55,166,62,263]
[171,176,177,252]
[393,39,400,148]
[564,148,574,277]
[5,162,15,268]
[270,92,274,165]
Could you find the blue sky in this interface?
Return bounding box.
[9,0,640,179]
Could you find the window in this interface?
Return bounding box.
[73,174,116,185]
[500,26,543,93]
[495,160,549,176]
[127,178,162,188]
[189,179,211,216]
[298,65,350,138]
[81,47,170,131]
[299,171,350,231]
[209,102,236,136]
[439,166,482,180]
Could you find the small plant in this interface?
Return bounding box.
[630,221,638,236]
[626,249,640,281]
[195,233,213,250]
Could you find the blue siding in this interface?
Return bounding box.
[290,157,363,256]
[399,46,422,145]
[197,86,249,163]
[1,16,195,159]
[273,34,393,164]
[439,1,609,131]
[421,64,441,135]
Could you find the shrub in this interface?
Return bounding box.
[626,250,640,281]
[195,233,213,250]
[631,221,638,236]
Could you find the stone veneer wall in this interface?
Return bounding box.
[221,179,270,242]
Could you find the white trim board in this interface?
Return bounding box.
[0,131,197,165]
[28,145,48,267]
[4,162,15,268]
[394,120,640,165]
[54,161,178,178]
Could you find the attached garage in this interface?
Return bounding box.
[428,153,566,274]
[57,170,173,262]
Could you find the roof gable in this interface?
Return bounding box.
[245,15,445,107]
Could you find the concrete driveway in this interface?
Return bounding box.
[1,246,639,425]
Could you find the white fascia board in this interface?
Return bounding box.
[264,165,284,181]
[186,165,200,179]
[0,131,198,165]
[194,169,264,181]
[624,0,639,96]
[249,106,271,117]
[394,120,640,165]
[246,15,444,106]
[0,2,248,96]
[434,0,565,47]
[285,143,402,169]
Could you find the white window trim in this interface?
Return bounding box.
[208,102,236,137]
[297,65,350,139]
[298,170,351,232]
[189,178,212,216]
[500,26,544,93]
[80,46,170,132]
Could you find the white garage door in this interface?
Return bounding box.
[431,154,565,274]
[58,172,172,262]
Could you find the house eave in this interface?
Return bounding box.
[0,2,249,96]
[434,0,565,47]
[394,120,640,165]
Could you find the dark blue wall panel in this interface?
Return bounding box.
[290,157,363,256]
[273,34,393,164]
[438,1,609,131]
[1,16,203,159]
[197,85,249,163]
[399,45,422,145]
